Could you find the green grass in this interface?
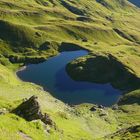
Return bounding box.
[119,89,140,105]
[0,0,140,139]
[0,114,49,140]
[0,62,139,140]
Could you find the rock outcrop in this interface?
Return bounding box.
[66,54,140,91]
[12,96,55,127]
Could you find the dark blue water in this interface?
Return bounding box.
[17,50,121,106]
[129,0,140,7]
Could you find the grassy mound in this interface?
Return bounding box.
[66,53,140,90]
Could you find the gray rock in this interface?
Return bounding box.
[90,106,97,112]
[0,108,7,115]
[112,105,119,110]
[12,96,55,127]
[98,105,105,109]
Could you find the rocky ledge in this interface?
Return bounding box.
[12,96,55,127]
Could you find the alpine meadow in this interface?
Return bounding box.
[0,0,140,140]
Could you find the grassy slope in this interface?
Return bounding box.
[0,0,140,139]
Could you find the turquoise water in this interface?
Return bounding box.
[17,50,121,106]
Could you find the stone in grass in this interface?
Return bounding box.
[99,109,108,117]
[112,104,119,110]
[90,106,97,112]
[35,32,41,37]
[98,105,105,109]
[0,108,7,115]
[12,95,55,127]
[82,38,88,42]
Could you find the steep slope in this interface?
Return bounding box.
[0,0,140,140]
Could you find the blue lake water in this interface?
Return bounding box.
[129,0,140,7]
[17,50,121,106]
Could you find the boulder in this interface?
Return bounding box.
[112,104,119,110]
[82,38,88,42]
[99,109,108,116]
[39,41,50,51]
[90,106,97,112]
[98,105,105,109]
[12,96,55,126]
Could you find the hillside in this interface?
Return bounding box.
[0,0,140,140]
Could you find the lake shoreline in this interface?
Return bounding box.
[16,50,121,106]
